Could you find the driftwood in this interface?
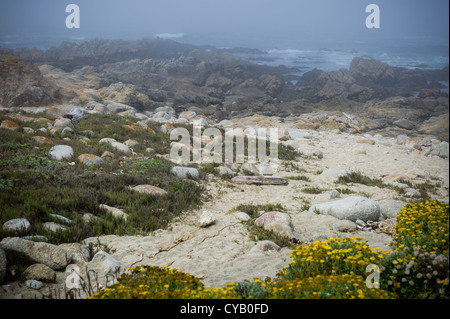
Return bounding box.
[231,176,289,185]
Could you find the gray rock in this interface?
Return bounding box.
[0,237,69,270]
[430,141,449,159]
[309,196,380,222]
[218,166,236,177]
[99,138,131,155]
[298,147,324,159]
[58,243,90,265]
[254,211,293,238]
[110,141,131,155]
[234,212,251,221]
[90,251,121,274]
[128,185,168,196]
[54,118,73,129]
[248,240,281,255]
[65,108,87,124]
[324,190,341,199]
[404,188,421,198]
[2,218,31,233]
[198,210,216,227]
[25,280,43,290]
[171,166,199,179]
[48,145,74,161]
[99,204,128,221]
[43,222,69,233]
[0,246,6,283]
[393,119,415,130]
[22,264,56,283]
[78,154,105,167]
[331,220,357,232]
[50,214,72,224]
[379,200,407,219]
[99,138,117,145]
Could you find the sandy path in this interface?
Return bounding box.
[83,128,449,289]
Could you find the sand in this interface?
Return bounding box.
[1,120,448,298]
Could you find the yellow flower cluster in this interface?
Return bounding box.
[267,274,395,299]
[394,199,449,255]
[87,201,448,300]
[281,237,389,280]
[87,265,205,299]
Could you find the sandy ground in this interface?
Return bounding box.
[81,126,449,289]
[1,121,448,298]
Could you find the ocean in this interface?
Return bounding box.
[1,31,448,76]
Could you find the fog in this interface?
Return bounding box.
[0,0,448,50]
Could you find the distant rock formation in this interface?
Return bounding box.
[0,55,61,107]
[296,57,449,102]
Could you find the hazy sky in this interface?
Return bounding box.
[0,0,448,48]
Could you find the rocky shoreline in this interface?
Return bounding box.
[0,38,448,299]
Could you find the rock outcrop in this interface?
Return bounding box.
[0,55,61,107]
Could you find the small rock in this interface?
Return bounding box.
[64,108,86,123]
[248,240,281,255]
[2,218,31,233]
[198,210,216,227]
[379,200,407,219]
[393,119,415,130]
[32,136,52,144]
[59,243,90,265]
[128,185,168,196]
[78,154,105,167]
[50,214,72,224]
[23,127,35,134]
[43,222,69,233]
[25,280,43,290]
[1,120,19,130]
[218,166,236,177]
[48,145,74,161]
[99,204,128,221]
[331,220,357,232]
[101,151,115,159]
[124,139,139,148]
[404,188,421,198]
[356,138,375,145]
[110,141,131,155]
[355,219,366,227]
[254,211,293,238]
[90,251,121,275]
[54,118,73,129]
[171,166,199,179]
[234,212,251,221]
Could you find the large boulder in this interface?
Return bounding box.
[0,237,69,270]
[309,196,380,222]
